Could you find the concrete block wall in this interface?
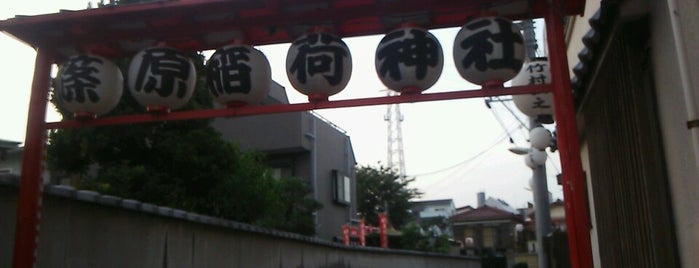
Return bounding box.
[0,176,479,268]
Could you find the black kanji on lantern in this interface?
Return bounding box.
[207,46,252,97]
[134,48,191,98]
[528,74,548,85]
[532,96,551,109]
[459,18,523,72]
[526,63,546,73]
[60,55,103,104]
[289,33,348,86]
[377,29,440,80]
[526,63,548,85]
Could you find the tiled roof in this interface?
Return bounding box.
[0,0,585,60]
[0,174,316,244]
[0,139,21,150]
[411,199,454,206]
[411,199,455,215]
[450,205,521,223]
[570,2,619,104]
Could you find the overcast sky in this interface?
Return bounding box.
[0,1,564,209]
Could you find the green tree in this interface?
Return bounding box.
[400,222,430,251]
[257,177,323,235]
[356,165,421,228]
[400,222,451,253]
[47,43,320,234]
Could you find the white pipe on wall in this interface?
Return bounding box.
[668,0,699,173]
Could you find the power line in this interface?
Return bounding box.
[493,96,530,131]
[409,122,520,177]
[486,98,517,144]
[417,143,497,194]
[411,134,507,178]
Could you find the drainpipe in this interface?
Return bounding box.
[305,114,318,234]
[345,135,353,220]
[667,0,699,174]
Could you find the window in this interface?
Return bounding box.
[267,165,292,180]
[271,168,282,179]
[332,170,351,205]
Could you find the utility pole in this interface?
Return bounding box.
[521,19,552,268]
[531,119,552,268]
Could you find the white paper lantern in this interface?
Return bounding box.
[512,58,554,123]
[453,16,525,87]
[206,44,271,107]
[128,46,196,112]
[529,149,548,166]
[464,237,474,247]
[529,127,553,150]
[525,154,536,169]
[375,27,443,93]
[56,54,123,117]
[286,32,352,101]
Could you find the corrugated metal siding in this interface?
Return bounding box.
[580,18,679,267]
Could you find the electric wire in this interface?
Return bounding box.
[418,143,497,194]
[408,120,524,197]
[487,98,517,144]
[409,132,510,178]
[494,96,530,131]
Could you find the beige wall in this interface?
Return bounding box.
[648,0,699,267]
[483,227,495,248]
[580,144,602,268]
[549,205,565,220]
[515,253,538,268]
[0,185,479,268]
[463,228,474,243]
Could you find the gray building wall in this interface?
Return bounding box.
[312,115,357,239]
[0,139,22,175]
[213,111,357,240]
[0,148,22,175]
[214,113,308,153]
[0,180,477,268]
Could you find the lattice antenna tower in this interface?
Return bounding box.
[384,92,407,180]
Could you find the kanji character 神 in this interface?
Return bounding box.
[377,29,440,81]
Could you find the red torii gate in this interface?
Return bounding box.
[0,0,591,267]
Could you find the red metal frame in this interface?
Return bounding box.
[0,1,591,267]
[0,0,585,60]
[12,48,53,267]
[46,84,551,129]
[545,1,594,267]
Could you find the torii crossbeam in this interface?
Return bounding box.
[0,0,591,267]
